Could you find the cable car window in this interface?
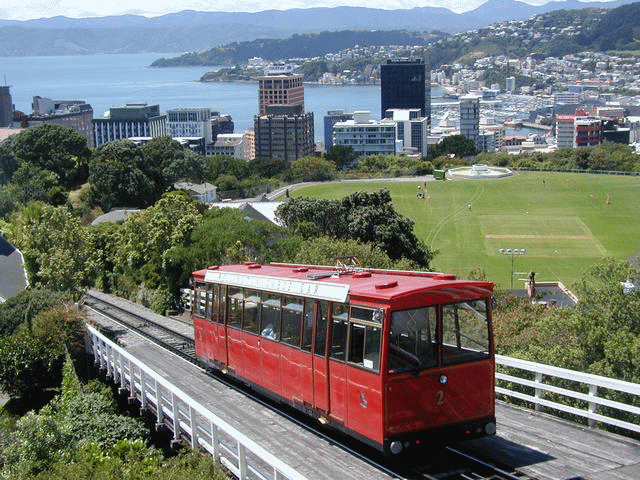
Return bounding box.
[227,287,243,328]
[243,290,261,334]
[282,296,303,347]
[301,299,314,352]
[219,285,226,325]
[389,307,437,373]
[330,303,349,361]
[195,282,207,318]
[314,300,329,356]
[261,293,281,340]
[348,305,382,372]
[442,299,490,366]
[211,284,220,323]
[351,306,383,324]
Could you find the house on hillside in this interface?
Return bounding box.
[174,182,217,203]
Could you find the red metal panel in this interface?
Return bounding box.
[280,345,306,404]
[313,354,329,412]
[329,360,347,423]
[226,327,245,376]
[346,367,384,443]
[214,322,227,367]
[298,352,314,407]
[193,316,208,360]
[260,337,281,395]
[243,334,261,385]
[385,360,494,436]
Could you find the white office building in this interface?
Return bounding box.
[333,111,397,157]
[211,133,247,159]
[167,108,213,144]
[385,108,429,156]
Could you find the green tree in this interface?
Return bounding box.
[164,206,289,290]
[0,134,19,184]
[324,145,358,170]
[0,331,64,400]
[0,289,73,336]
[288,156,337,182]
[31,304,85,357]
[3,410,71,478]
[249,157,290,179]
[10,123,89,188]
[277,188,433,267]
[5,203,95,291]
[205,154,250,182]
[428,134,477,160]
[88,140,155,211]
[112,192,201,302]
[293,236,418,270]
[140,136,205,196]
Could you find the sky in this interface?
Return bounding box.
[0,0,563,21]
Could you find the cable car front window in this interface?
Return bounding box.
[389,307,437,373]
[442,299,490,366]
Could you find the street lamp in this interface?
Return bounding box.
[499,248,526,290]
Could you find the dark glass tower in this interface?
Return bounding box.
[0,86,12,128]
[380,59,430,127]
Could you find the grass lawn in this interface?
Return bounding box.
[287,171,640,289]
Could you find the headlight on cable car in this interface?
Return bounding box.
[485,422,496,435]
[439,374,448,384]
[389,441,403,455]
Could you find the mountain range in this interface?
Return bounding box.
[0,0,636,56]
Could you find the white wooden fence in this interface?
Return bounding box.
[496,354,640,435]
[86,324,309,480]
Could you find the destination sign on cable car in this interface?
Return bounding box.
[204,270,350,303]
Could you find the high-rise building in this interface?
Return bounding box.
[254,65,314,161]
[258,66,304,116]
[556,114,575,149]
[385,108,429,156]
[574,116,602,147]
[505,76,516,93]
[254,113,314,161]
[0,86,13,127]
[459,94,480,148]
[380,59,430,128]
[92,103,167,147]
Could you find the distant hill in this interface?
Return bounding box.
[151,31,441,67]
[0,1,637,57]
[153,2,640,70]
[579,1,640,50]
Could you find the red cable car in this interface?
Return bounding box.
[191,259,496,455]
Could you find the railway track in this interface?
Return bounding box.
[83,290,196,361]
[83,291,533,480]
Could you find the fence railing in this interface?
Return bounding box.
[86,324,309,480]
[496,354,640,435]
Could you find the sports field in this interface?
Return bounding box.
[288,171,640,289]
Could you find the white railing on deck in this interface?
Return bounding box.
[85,324,309,480]
[496,354,640,435]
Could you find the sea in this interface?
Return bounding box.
[0,53,456,142]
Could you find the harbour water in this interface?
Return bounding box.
[3,53,447,142]
[2,52,546,143]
